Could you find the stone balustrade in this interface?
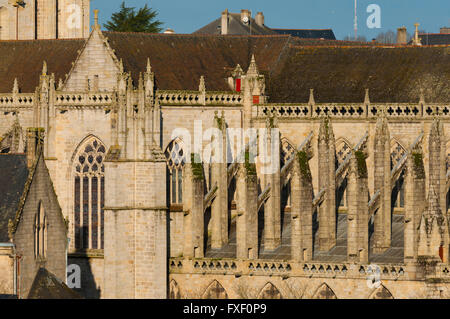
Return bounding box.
[0,94,35,109]
[169,257,423,281]
[258,103,450,119]
[157,90,243,106]
[55,92,114,107]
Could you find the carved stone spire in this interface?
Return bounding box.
[146,57,152,74]
[12,78,19,94]
[42,61,48,76]
[119,59,124,74]
[199,75,206,92]
[418,186,447,259]
[419,87,425,106]
[246,54,259,76]
[364,88,370,105]
[308,89,315,106]
[232,64,243,78]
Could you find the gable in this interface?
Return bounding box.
[64,29,120,92]
[13,155,66,239]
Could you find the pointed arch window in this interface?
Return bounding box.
[34,203,47,259]
[391,141,406,209]
[74,137,106,250]
[336,140,352,209]
[165,139,186,206]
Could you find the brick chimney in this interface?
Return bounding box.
[255,12,264,27]
[397,26,407,45]
[240,9,251,23]
[221,9,229,35]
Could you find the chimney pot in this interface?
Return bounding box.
[255,12,264,27]
[397,26,407,45]
[221,9,229,35]
[240,9,251,23]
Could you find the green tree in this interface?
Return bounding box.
[104,2,163,33]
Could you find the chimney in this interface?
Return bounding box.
[221,9,229,35]
[255,12,264,27]
[440,27,450,34]
[26,128,44,169]
[397,26,407,45]
[240,9,251,23]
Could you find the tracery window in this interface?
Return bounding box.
[34,203,47,259]
[280,138,295,168]
[336,141,352,166]
[74,137,106,250]
[165,139,186,205]
[391,141,406,169]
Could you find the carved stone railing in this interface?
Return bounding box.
[0,93,35,108]
[205,91,243,106]
[157,90,243,106]
[157,90,201,105]
[55,92,114,107]
[169,257,410,281]
[258,103,450,120]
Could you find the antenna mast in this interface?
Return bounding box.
[354,0,358,41]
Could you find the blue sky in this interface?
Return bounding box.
[91,0,450,40]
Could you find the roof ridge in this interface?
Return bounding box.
[0,38,85,43]
[273,28,333,31]
[104,31,289,38]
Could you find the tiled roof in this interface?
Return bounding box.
[0,32,448,103]
[0,154,28,242]
[268,45,450,103]
[104,32,291,91]
[0,38,85,93]
[273,28,336,40]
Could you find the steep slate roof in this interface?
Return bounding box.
[193,13,278,36]
[0,154,28,242]
[0,32,448,103]
[273,28,336,40]
[0,39,84,93]
[104,32,292,91]
[418,33,450,45]
[28,268,82,299]
[268,46,450,103]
